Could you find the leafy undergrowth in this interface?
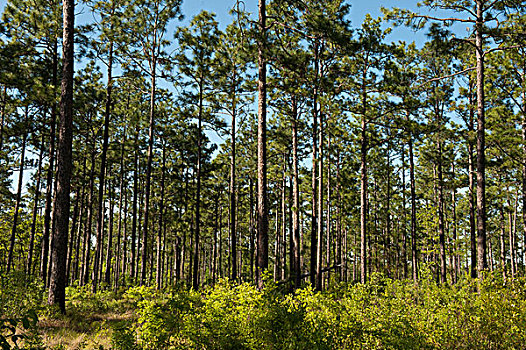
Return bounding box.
[2,272,526,349]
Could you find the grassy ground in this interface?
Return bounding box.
[38,309,135,349]
[2,272,526,349]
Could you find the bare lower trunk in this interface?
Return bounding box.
[409,135,418,283]
[7,124,27,273]
[48,0,74,312]
[475,0,487,275]
[27,136,45,275]
[256,0,268,289]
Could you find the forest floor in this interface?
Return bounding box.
[2,272,526,349]
[38,308,135,349]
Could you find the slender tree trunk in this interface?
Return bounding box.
[66,188,80,284]
[81,151,96,286]
[467,89,477,278]
[316,110,324,291]
[360,106,368,283]
[93,36,114,292]
[230,74,237,282]
[249,178,255,281]
[385,134,391,278]
[48,0,74,311]
[256,0,268,289]
[451,164,458,284]
[310,43,319,287]
[73,183,86,282]
[475,0,487,275]
[141,59,156,286]
[193,77,204,290]
[115,126,126,289]
[27,135,44,275]
[41,39,58,287]
[7,123,27,273]
[409,134,418,283]
[0,85,6,150]
[326,139,331,285]
[131,128,139,281]
[212,192,219,284]
[401,143,408,279]
[500,207,507,279]
[104,177,115,285]
[156,143,166,289]
[437,128,447,284]
[336,153,343,281]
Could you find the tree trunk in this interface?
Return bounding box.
[115,126,127,289]
[104,176,115,285]
[141,60,156,286]
[131,127,139,281]
[437,128,447,284]
[48,0,74,312]
[256,0,269,289]
[40,39,58,287]
[230,73,237,282]
[310,43,319,288]
[316,110,324,291]
[360,107,368,284]
[467,87,477,278]
[27,135,44,275]
[499,207,507,279]
[248,178,254,281]
[0,85,6,150]
[7,122,27,273]
[451,165,458,284]
[66,187,80,284]
[409,134,418,283]
[193,76,204,290]
[401,143,408,279]
[93,36,114,293]
[156,143,166,289]
[475,0,487,275]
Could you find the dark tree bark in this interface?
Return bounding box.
[409,134,418,283]
[467,86,477,278]
[93,35,114,292]
[316,110,324,291]
[230,73,237,282]
[291,97,301,289]
[48,0,74,312]
[104,176,115,285]
[360,101,368,284]
[131,127,139,281]
[140,54,157,285]
[310,43,319,288]
[27,135,45,275]
[256,0,269,289]
[475,0,488,275]
[81,150,95,286]
[115,126,126,289]
[451,162,458,284]
[0,85,6,150]
[156,143,166,289]
[7,120,27,273]
[193,76,204,290]
[41,39,58,286]
[499,207,507,279]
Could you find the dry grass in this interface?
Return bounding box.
[37,309,136,349]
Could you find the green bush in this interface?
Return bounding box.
[129,273,526,349]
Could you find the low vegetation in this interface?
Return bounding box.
[2,271,526,349]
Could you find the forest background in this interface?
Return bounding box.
[1,0,526,348]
